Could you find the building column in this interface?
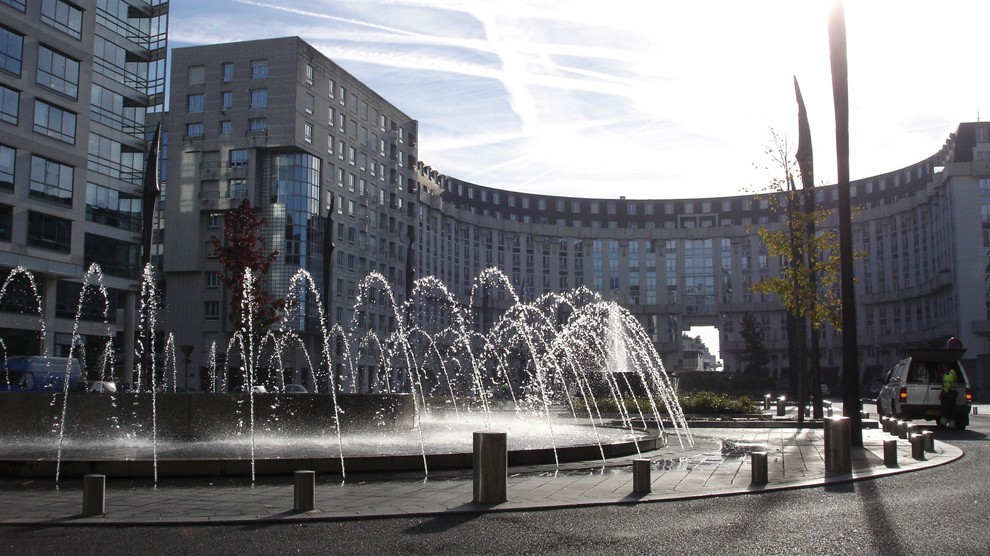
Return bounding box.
[122,291,136,388]
[42,276,57,356]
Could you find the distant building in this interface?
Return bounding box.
[0,1,168,377]
[162,37,419,391]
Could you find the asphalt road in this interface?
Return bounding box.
[2,415,988,556]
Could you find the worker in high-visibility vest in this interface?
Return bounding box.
[937,363,959,429]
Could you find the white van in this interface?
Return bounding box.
[876,348,972,430]
[0,356,85,392]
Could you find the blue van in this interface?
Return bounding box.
[0,356,85,392]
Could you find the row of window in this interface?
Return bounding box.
[0,84,77,143]
[0,28,81,99]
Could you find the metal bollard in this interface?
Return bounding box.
[294,470,315,512]
[824,416,851,475]
[805,405,811,418]
[883,439,898,467]
[910,433,925,460]
[751,451,768,485]
[827,405,833,418]
[922,430,935,452]
[764,394,772,411]
[776,397,786,417]
[83,474,106,517]
[473,431,507,504]
[633,458,652,494]
[973,406,979,415]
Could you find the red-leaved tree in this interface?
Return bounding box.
[210,199,284,334]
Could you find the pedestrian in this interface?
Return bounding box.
[937,363,958,429]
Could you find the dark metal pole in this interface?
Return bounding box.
[141,123,162,270]
[829,2,862,445]
[794,77,824,420]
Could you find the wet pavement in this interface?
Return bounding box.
[0,408,966,526]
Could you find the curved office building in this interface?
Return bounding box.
[410,124,988,397]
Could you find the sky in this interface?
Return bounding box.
[167,0,990,200]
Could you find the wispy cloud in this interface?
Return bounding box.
[168,0,990,198]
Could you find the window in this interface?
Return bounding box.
[41,0,82,39]
[248,117,266,132]
[228,148,247,167]
[1,0,26,12]
[186,93,204,113]
[305,93,314,114]
[249,89,267,108]
[185,122,204,137]
[219,120,232,135]
[0,26,23,75]
[187,64,205,85]
[34,100,76,143]
[305,63,314,84]
[28,210,71,252]
[221,62,234,82]
[0,144,12,190]
[0,84,17,124]
[328,78,335,98]
[250,59,268,79]
[205,271,219,290]
[204,301,219,320]
[207,213,222,229]
[0,203,10,241]
[229,178,247,198]
[36,45,79,98]
[30,155,73,205]
[85,182,141,231]
[304,122,313,143]
[221,91,232,110]
[84,233,139,279]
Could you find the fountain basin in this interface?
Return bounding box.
[0,392,415,441]
[0,406,663,478]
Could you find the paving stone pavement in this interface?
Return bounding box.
[0,422,962,526]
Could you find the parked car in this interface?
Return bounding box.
[283,384,308,394]
[0,356,85,392]
[876,348,972,429]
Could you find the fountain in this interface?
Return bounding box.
[0,264,690,481]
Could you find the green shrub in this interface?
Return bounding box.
[569,391,758,415]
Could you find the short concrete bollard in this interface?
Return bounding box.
[880,416,891,433]
[804,405,811,418]
[764,394,772,411]
[922,430,935,452]
[633,458,652,494]
[83,474,106,517]
[883,439,898,467]
[974,406,979,415]
[824,416,851,475]
[294,470,315,512]
[897,421,908,439]
[776,397,786,417]
[473,431,507,504]
[751,451,768,485]
[910,433,925,460]
[826,406,833,418]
